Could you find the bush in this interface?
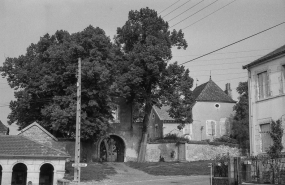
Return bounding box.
[213,135,238,144]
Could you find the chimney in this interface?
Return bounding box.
[225,83,232,98]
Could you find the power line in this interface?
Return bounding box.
[173,48,273,57]
[170,0,218,28]
[181,55,262,65]
[168,0,204,22]
[162,0,192,18]
[180,22,285,65]
[182,0,237,30]
[158,0,181,15]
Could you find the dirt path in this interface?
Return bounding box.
[70,162,209,185]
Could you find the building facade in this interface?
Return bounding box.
[243,44,285,156]
[0,135,69,185]
[151,79,235,141]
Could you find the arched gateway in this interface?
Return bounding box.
[99,135,125,162]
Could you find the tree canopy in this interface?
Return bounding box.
[0,26,117,140]
[114,7,193,133]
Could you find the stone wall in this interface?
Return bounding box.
[145,142,240,162]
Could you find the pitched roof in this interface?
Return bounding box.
[243,44,285,69]
[0,120,8,133]
[18,122,58,141]
[192,79,236,103]
[0,135,70,158]
[153,105,175,121]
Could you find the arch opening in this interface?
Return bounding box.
[99,135,125,162]
[11,163,27,185]
[39,163,54,185]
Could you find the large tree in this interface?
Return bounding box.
[113,7,193,161]
[0,26,117,141]
[231,81,249,151]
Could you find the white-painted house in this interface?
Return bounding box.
[243,44,285,156]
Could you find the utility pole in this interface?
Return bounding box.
[74,58,82,184]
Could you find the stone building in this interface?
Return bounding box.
[150,79,235,141]
[243,44,285,156]
[0,135,70,185]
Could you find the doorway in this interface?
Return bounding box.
[11,163,27,185]
[0,165,2,185]
[39,163,54,185]
[100,135,125,162]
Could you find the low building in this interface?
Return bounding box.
[243,44,285,156]
[0,135,70,185]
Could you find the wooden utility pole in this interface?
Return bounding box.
[74,58,82,184]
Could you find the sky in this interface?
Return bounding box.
[0,0,285,134]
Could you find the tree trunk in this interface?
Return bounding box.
[137,95,152,162]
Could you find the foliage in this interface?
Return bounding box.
[113,7,193,134]
[213,135,238,144]
[0,26,118,141]
[267,119,284,159]
[230,81,249,151]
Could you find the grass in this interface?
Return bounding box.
[126,161,212,176]
[64,162,117,182]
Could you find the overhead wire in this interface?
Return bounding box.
[180,22,285,65]
[170,0,218,28]
[167,0,205,22]
[182,0,238,30]
[158,0,181,15]
[162,0,192,18]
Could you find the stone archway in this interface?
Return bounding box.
[39,163,54,185]
[99,135,125,162]
[11,163,27,185]
[0,164,2,185]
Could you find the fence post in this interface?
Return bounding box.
[228,157,234,185]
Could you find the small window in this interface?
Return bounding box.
[257,71,269,99]
[206,120,216,136]
[215,103,220,108]
[152,113,155,119]
[112,105,120,122]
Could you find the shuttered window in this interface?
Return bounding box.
[260,123,272,152]
[220,118,226,136]
[257,71,269,99]
[206,120,216,136]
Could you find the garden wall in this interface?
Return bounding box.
[145,142,240,162]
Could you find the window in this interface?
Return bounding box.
[112,105,120,122]
[184,123,193,135]
[206,120,216,136]
[257,71,269,99]
[260,123,272,152]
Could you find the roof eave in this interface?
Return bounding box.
[243,52,285,69]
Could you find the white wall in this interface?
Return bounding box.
[248,54,285,155]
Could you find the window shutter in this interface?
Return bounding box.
[282,116,285,151]
[211,121,216,136]
[206,121,212,135]
[266,71,270,97]
[220,118,226,136]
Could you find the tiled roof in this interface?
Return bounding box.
[0,120,8,133]
[153,105,175,121]
[193,79,236,103]
[243,44,285,69]
[0,135,70,158]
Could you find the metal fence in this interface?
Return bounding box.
[239,155,285,184]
